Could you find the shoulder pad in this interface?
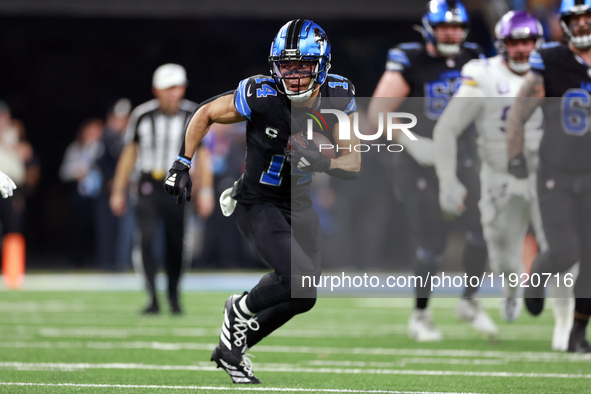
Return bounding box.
[326,74,354,92]
[529,50,545,73]
[234,75,279,121]
[460,58,488,87]
[387,43,422,72]
[324,74,356,114]
[462,42,480,50]
[541,41,560,49]
[462,42,484,59]
[398,42,422,50]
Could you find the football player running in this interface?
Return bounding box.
[0,170,16,199]
[369,0,494,342]
[506,0,591,353]
[433,10,575,351]
[164,19,360,382]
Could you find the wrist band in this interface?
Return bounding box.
[176,155,192,166]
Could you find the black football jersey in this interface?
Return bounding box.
[232,74,356,209]
[385,42,484,137]
[530,43,591,172]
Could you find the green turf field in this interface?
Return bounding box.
[0,290,590,393]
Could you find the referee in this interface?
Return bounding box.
[110,64,198,315]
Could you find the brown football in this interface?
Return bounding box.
[288,132,336,159]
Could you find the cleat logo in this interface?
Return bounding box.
[219,358,238,371]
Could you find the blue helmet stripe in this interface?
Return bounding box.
[286,19,305,50]
[234,79,252,120]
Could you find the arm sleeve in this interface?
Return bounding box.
[433,79,484,179]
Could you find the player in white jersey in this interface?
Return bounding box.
[433,10,575,351]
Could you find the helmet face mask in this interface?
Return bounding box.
[560,0,591,50]
[494,11,544,74]
[422,0,469,56]
[269,20,331,102]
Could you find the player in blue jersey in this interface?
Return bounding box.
[164,19,360,382]
[506,0,591,353]
[369,0,494,341]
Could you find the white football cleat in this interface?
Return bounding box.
[408,308,443,342]
[552,318,573,352]
[455,298,498,337]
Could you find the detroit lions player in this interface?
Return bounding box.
[164,19,360,382]
[433,10,575,351]
[506,0,591,353]
[369,0,494,341]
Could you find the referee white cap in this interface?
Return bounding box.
[152,63,187,89]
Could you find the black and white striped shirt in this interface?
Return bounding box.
[124,98,197,177]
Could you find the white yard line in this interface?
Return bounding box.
[0,325,557,340]
[0,382,483,394]
[1,341,590,362]
[0,362,589,379]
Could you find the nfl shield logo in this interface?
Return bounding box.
[497,80,510,94]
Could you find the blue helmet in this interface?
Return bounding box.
[422,0,469,56]
[269,19,331,102]
[559,0,591,49]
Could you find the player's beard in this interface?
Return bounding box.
[572,23,591,38]
[569,22,591,51]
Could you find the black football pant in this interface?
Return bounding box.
[536,161,591,314]
[233,202,322,348]
[136,177,185,306]
[396,148,487,308]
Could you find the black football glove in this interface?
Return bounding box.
[285,135,331,173]
[508,153,528,179]
[163,156,192,204]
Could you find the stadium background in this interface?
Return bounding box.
[0,0,556,268]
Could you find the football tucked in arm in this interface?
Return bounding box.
[287,132,336,159]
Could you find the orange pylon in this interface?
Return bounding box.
[2,233,25,289]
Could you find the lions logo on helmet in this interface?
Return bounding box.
[269,19,331,103]
[559,0,591,49]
